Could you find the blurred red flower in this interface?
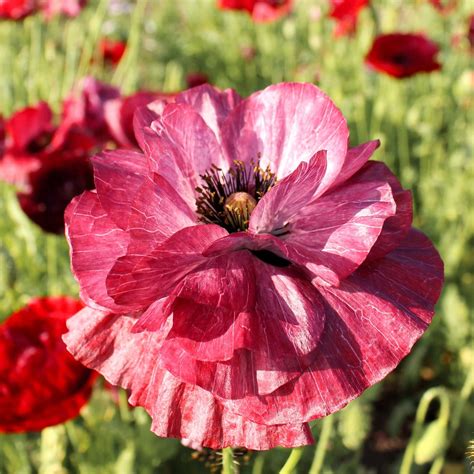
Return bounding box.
[186,72,209,89]
[0,78,118,233]
[64,83,443,449]
[0,0,35,20]
[99,38,127,66]
[365,33,441,78]
[428,0,457,14]
[329,0,369,36]
[0,297,97,433]
[0,0,86,19]
[217,0,292,22]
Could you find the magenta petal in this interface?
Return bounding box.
[126,173,196,253]
[221,83,348,188]
[249,150,327,234]
[63,309,309,449]
[137,103,229,208]
[65,192,129,312]
[106,224,228,310]
[175,84,242,144]
[161,258,326,398]
[222,229,443,425]
[281,161,396,285]
[330,140,380,189]
[91,149,149,228]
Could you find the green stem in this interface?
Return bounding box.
[309,415,334,474]
[400,387,451,474]
[252,453,265,474]
[222,447,234,474]
[279,447,305,474]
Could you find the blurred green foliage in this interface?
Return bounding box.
[0,0,473,472]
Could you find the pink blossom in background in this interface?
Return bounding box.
[64,83,443,449]
[217,0,292,23]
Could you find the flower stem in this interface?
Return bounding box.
[279,447,305,474]
[309,415,334,474]
[221,447,234,474]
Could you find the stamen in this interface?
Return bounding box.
[195,159,276,232]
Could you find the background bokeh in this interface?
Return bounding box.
[0,0,472,472]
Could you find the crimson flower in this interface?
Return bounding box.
[0,79,117,233]
[186,72,209,89]
[329,0,369,36]
[469,14,474,50]
[217,0,292,22]
[0,297,97,433]
[40,0,87,18]
[99,38,127,66]
[0,0,35,19]
[64,83,443,449]
[365,33,441,78]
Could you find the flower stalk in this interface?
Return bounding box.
[309,415,334,474]
[279,447,305,474]
[222,447,235,474]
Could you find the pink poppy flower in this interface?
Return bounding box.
[40,0,86,18]
[0,297,97,433]
[217,0,292,23]
[365,33,441,78]
[64,83,443,449]
[428,0,457,14]
[329,0,369,36]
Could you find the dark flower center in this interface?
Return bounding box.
[26,131,53,154]
[195,160,276,232]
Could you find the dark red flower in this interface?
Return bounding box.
[105,91,176,148]
[428,0,457,14]
[365,33,441,78]
[61,77,120,144]
[0,0,36,20]
[329,0,369,36]
[64,83,443,449]
[186,72,209,89]
[217,0,292,22]
[0,297,97,433]
[99,38,127,66]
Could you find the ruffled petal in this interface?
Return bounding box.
[221,229,444,425]
[279,161,396,285]
[90,149,149,228]
[106,224,227,310]
[65,191,130,312]
[175,84,242,145]
[249,150,327,234]
[160,258,326,397]
[221,83,348,189]
[330,140,380,189]
[63,308,312,450]
[138,102,228,209]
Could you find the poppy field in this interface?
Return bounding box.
[0,1,473,473]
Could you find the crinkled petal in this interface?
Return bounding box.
[90,149,149,228]
[222,229,444,425]
[63,308,311,449]
[221,83,348,190]
[65,191,130,312]
[279,161,396,285]
[161,258,326,397]
[175,84,242,145]
[126,173,196,252]
[330,140,380,189]
[249,150,327,234]
[106,224,227,311]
